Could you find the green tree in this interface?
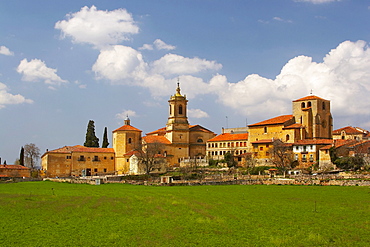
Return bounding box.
[224,152,237,168]
[101,127,109,148]
[84,120,99,147]
[19,146,24,166]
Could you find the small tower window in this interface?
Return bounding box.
[128,138,132,144]
[322,102,326,110]
[179,105,183,115]
[307,101,312,107]
[286,134,290,141]
[301,102,306,108]
[264,127,267,133]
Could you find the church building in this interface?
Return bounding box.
[42,84,215,177]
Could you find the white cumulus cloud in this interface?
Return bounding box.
[55,5,139,48]
[139,39,176,51]
[0,82,33,109]
[151,53,222,76]
[208,40,370,127]
[17,59,67,86]
[188,108,209,118]
[92,45,148,83]
[0,46,14,56]
[116,109,137,120]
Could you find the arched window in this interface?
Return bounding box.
[179,105,183,115]
[264,127,267,133]
[197,139,203,143]
[307,101,312,107]
[322,102,326,110]
[301,102,306,108]
[286,134,290,141]
[169,105,172,115]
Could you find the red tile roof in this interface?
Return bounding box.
[45,145,114,155]
[207,133,249,142]
[113,124,141,132]
[0,165,30,170]
[189,125,215,133]
[251,139,274,144]
[294,139,333,145]
[249,115,293,127]
[293,95,326,102]
[143,135,171,144]
[333,126,366,135]
[146,127,166,136]
[146,125,214,136]
[283,123,304,129]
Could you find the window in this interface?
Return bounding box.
[286,134,290,142]
[179,105,183,114]
[264,127,267,133]
[259,146,263,151]
[302,154,307,162]
[322,102,326,110]
[104,156,107,160]
[169,105,172,115]
[78,155,85,161]
[301,102,306,108]
[93,156,99,162]
[307,101,312,107]
[66,155,71,159]
[111,157,114,160]
[266,144,269,148]
[309,154,314,162]
[128,138,132,144]
[104,168,107,173]
[303,146,307,152]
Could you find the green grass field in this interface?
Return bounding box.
[0,182,369,246]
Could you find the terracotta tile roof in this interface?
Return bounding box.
[113,124,141,132]
[147,125,214,135]
[73,147,115,153]
[0,165,30,170]
[333,139,357,148]
[320,144,333,150]
[333,126,365,135]
[45,145,114,154]
[294,139,333,145]
[143,135,171,144]
[123,150,141,156]
[47,145,84,154]
[189,125,215,133]
[283,123,304,129]
[207,133,249,142]
[348,140,370,148]
[249,115,293,127]
[251,139,274,144]
[293,95,326,102]
[146,127,166,136]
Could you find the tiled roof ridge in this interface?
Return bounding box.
[293,95,326,102]
[248,115,293,127]
[208,133,249,142]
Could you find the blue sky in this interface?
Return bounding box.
[1,0,370,163]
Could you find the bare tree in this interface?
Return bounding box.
[271,139,296,172]
[24,143,41,170]
[136,141,166,175]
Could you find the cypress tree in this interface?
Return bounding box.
[20,146,24,166]
[84,120,99,147]
[102,127,109,148]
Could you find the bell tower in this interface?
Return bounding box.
[292,95,333,139]
[165,82,190,144]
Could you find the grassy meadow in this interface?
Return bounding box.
[0,181,369,246]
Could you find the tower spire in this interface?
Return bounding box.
[176,78,181,96]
